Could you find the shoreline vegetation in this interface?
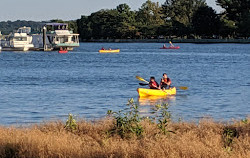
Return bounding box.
[0,118,249,157]
[0,101,249,157]
[81,38,250,43]
[1,0,250,41]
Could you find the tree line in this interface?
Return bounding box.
[0,0,249,40]
[77,0,250,40]
[0,20,77,35]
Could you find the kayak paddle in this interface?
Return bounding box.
[136,76,149,84]
[178,86,188,90]
[139,83,149,86]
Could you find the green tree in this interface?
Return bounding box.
[192,6,220,36]
[116,4,137,38]
[0,20,44,35]
[219,15,237,38]
[77,4,137,39]
[77,16,92,39]
[88,9,119,39]
[161,0,206,36]
[217,0,250,37]
[136,0,165,38]
[238,13,250,36]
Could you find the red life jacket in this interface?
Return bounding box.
[149,81,159,89]
[161,78,171,85]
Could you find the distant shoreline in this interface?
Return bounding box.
[81,39,250,43]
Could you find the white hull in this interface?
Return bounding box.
[2,45,33,51]
[1,29,34,52]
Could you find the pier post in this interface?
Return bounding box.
[43,26,47,51]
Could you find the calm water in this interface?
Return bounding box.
[0,43,249,125]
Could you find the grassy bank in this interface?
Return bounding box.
[0,118,249,158]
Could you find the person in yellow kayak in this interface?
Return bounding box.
[160,73,172,89]
[149,77,160,89]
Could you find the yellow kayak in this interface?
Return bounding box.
[99,49,120,53]
[137,87,176,97]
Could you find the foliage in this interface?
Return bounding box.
[219,15,237,37]
[1,0,249,39]
[222,127,238,150]
[192,6,220,36]
[241,118,248,124]
[216,0,250,37]
[0,19,78,35]
[65,113,77,131]
[76,0,249,39]
[0,20,44,35]
[107,98,144,138]
[0,119,249,157]
[151,103,174,134]
[107,98,175,138]
[136,0,164,38]
[161,0,206,36]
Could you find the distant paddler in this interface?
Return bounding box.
[169,41,174,47]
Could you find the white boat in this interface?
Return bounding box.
[1,27,34,51]
[45,23,79,50]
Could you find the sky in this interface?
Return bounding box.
[0,0,223,21]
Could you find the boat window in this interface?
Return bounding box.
[13,37,27,41]
[59,37,68,43]
[72,36,76,42]
[73,36,79,42]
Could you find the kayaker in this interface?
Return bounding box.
[160,73,172,89]
[149,77,160,89]
[163,44,167,48]
[101,47,105,50]
[169,41,174,47]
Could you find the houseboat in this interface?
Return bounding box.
[45,23,79,50]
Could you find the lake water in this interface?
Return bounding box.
[0,43,249,125]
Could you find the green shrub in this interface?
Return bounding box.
[151,103,174,134]
[223,127,238,151]
[65,114,77,131]
[107,98,144,138]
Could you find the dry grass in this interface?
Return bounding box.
[0,118,249,158]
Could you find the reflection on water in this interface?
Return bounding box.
[138,95,176,106]
[138,95,176,118]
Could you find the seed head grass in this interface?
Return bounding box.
[0,118,249,158]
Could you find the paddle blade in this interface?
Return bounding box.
[136,76,149,83]
[139,83,149,86]
[178,86,188,90]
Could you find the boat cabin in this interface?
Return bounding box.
[45,23,79,50]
